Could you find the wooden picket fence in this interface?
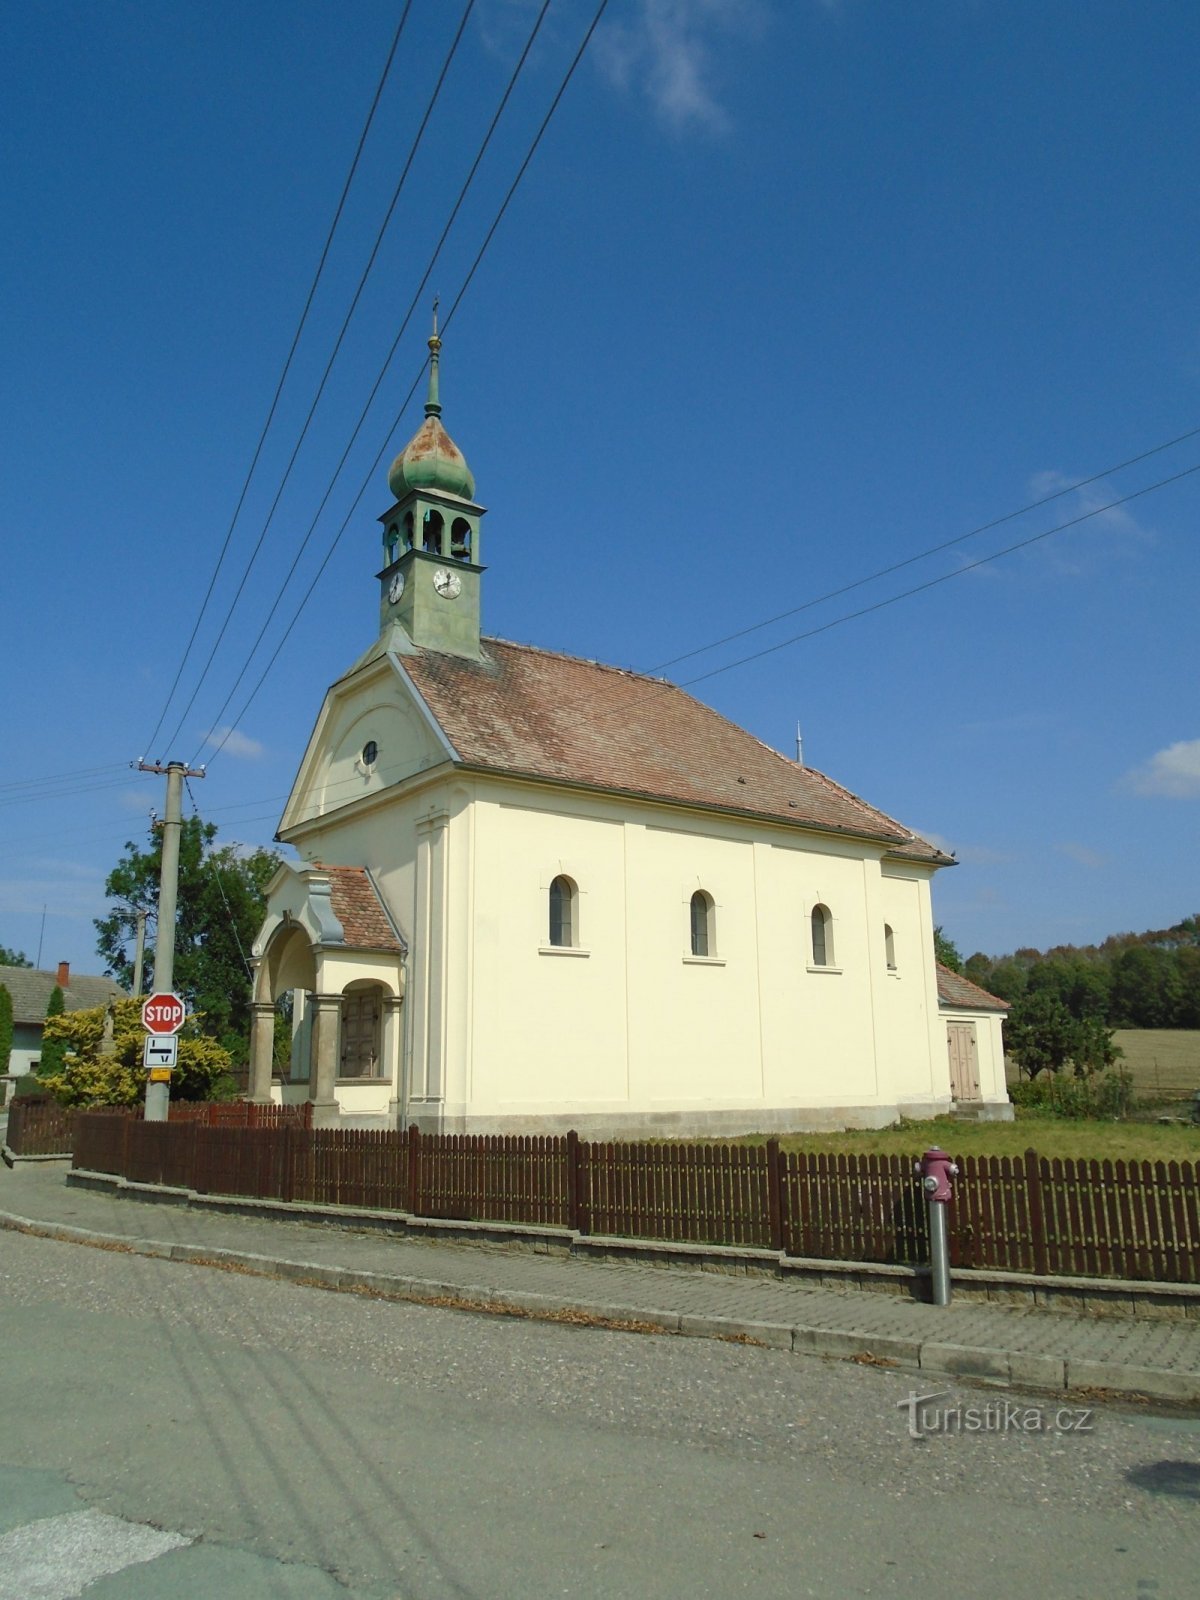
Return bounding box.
[69,1116,1200,1285]
[8,1097,310,1157]
[5,1098,91,1156]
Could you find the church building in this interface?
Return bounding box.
[247,328,1010,1133]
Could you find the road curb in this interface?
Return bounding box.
[3,1204,1197,1405]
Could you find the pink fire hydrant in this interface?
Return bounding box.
[915,1146,959,1305]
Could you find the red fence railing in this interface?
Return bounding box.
[68,1117,1200,1285]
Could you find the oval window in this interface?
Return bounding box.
[361,740,378,767]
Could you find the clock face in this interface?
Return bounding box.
[387,571,405,604]
[433,567,462,599]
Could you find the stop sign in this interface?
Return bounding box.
[142,992,186,1036]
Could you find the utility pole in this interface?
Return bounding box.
[137,760,205,1121]
[131,909,148,998]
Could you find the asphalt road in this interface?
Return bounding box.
[0,1229,1197,1598]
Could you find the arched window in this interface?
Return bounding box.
[884,923,896,970]
[690,890,714,958]
[548,876,576,948]
[811,904,834,967]
[402,510,415,551]
[450,517,472,561]
[385,524,399,564]
[422,509,443,554]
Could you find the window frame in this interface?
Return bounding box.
[809,902,838,971]
[546,874,578,951]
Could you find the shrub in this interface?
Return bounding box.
[1009,1068,1135,1120]
[39,997,230,1108]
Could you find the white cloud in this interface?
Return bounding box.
[592,0,763,133]
[1022,470,1155,575]
[205,727,264,761]
[1056,842,1108,869]
[1124,738,1200,799]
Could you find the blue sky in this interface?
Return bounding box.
[1,0,1197,977]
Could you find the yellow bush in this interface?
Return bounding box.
[41,998,231,1107]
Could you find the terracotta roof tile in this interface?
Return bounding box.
[936,963,1009,1012]
[399,638,952,860]
[315,865,405,953]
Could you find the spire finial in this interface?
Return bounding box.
[425,296,442,418]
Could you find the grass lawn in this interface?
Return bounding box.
[763,1114,1200,1164]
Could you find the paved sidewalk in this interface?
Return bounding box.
[3,1161,1199,1406]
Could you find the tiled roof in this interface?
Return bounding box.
[0,968,126,1026]
[936,963,1010,1012]
[316,865,405,953]
[399,639,952,861]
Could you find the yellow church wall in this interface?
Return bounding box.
[435,776,950,1129]
[463,791,631,1112]
[623,818,766,1110]
[273,685,962,1131]
[878,867,944,1106]
[753,838,885,1110]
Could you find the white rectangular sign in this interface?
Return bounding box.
[143,1035,178,1070]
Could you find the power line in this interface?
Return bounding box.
[156,0,476,759]
[678,461,1200,687]
[0,763,127,795]
[188,0,555,766]
[0,775,137,811]
[199,0,612,769]
[651,422,1200,673]
[142,3,415,757]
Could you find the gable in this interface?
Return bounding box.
[280,653,454,835]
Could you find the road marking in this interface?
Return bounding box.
[0,1507,190,1599]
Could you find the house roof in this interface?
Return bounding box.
[0,968,126,1026]
[936,963,1010,1012]
[315,865,406,953]
[398,638,952,862]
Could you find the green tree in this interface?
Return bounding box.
[36,984,66,1079]
[933,926,963,973]
[94,817,281,1061]
[0,946,32,967]
[0,983,12,1074]
[1006,989,1121,1078]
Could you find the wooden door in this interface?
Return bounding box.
[946,1021,980,1101]
[340,990,381,1078]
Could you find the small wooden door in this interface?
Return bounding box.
[946,1020,980,1101]
[340,990,381,1078]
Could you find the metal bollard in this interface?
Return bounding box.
[915,1146,959,1306]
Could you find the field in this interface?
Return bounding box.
[768,1116,1200,1163]
[1112,1028,1200,1102]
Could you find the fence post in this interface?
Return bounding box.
[280,1122,293,1205]
[566,1130,581,1233]
[766,1138,784,1253]
[407,1123,420,1215]
[1024,1147,1049,1276]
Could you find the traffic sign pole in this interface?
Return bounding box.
[136,759,203,1123]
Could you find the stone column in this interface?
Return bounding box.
[384,993,405,1127]
[247,1001,276,1104]
[308,993,343,1128]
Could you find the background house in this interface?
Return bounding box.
[1,961,126,1078]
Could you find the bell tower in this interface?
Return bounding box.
[376,314,486,659]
